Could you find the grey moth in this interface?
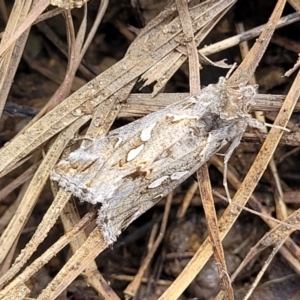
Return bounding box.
[51,77,263,244]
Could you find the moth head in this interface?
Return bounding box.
[214,77,258,121]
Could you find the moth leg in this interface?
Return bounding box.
[223,133,243,204]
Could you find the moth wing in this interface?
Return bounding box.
[51,94,209,201]
[97,121,244,244]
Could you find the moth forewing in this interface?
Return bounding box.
[51,77,263,244]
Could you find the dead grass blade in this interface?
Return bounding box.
[231,207,300,283]
[0,209,99,298]
[0,162,39,202]
[36,227,107,299]
[0,0,34,115]
[198,167,234,299]
[0,0,90,59]
[179,0,233,298]
[0,0,50,59]
[60,201,120,299]
[124,193,173,298]
[19,0,105,133]
[211,155,300,265]
[0,116,90,286]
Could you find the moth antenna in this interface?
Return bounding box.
[264,122,290,132]
[225,62,237,79]
[223,161,231,204]
[223,133,244,204]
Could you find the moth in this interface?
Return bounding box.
[51,77,263,244]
